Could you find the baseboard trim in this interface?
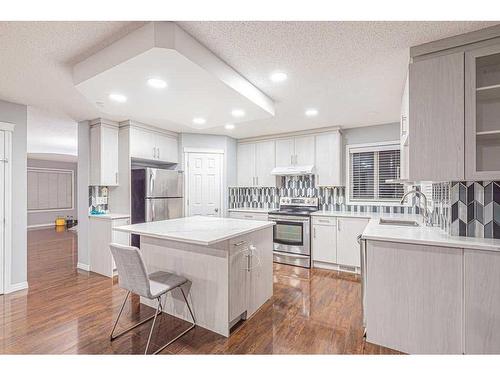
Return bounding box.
[5,281,29,294]
[28,223,55,230]
[77,262,90,271]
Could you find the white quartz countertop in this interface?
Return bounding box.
[114,216,275,246]
[89,213,130,220]
[228,208,273,213]
[362,216,500,252]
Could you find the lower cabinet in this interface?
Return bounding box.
[89,216,130,277]
[464,249,500,354]
[312,216,368,272]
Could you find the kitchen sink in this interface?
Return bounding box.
[379,218,420,227]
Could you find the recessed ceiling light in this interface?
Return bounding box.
[192,117,206,125]
[305,108,318,117]
[231,109,245,118]
[270,71,288,83]
[147,78,167,89]
[109,93,127,103]
[225,123,235,130]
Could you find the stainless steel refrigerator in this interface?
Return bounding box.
[131,168,184,247]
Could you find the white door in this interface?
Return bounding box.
[237,143,255,187]
[254,140,276,187]
[0,131,5,294]
[275,138,295,167]
[294,135,315,165]
[312,224,337,263]
[336,218,369,267]
[187,152,222,217]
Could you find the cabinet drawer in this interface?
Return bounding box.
[312,216,337,226]
[229,211,268,221]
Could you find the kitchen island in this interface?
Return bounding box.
[114,216,274,337]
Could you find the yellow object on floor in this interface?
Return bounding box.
[55,217,66,227]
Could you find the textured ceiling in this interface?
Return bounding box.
[0,21,497,139]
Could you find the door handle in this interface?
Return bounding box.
[157,147,160,159]
[313,227,316,238]
[0,158,8,163]
[215,208,219,213]
[256,176,258,186]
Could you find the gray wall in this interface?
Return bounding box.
[77,120,90,268]
[179,133,237,216]
[341,122,400,184]
[0,99,27,286]
[27,158,78,227]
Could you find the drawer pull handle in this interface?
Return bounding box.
[234,241,247,247]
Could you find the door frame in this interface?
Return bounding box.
[183,148,225,217]
[0,122,15,295]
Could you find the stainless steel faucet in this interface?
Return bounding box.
[400,189,433,226]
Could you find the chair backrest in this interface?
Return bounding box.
[109,243,152,298]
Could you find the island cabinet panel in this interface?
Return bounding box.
[229,239,249,322]
[365,240,463,354]
[464,249,500,354]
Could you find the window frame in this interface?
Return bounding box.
[345,141,406,206]
[27,167,75,213]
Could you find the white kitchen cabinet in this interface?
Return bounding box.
[400,73,410,181]
[236,140,276,187]
[294,136,315,165]
[365,240,463,354]
[89,215,130,278]
[312,219,337,264]
[314,131,342,186]
[129,126,178,164]
[229,211,268,221]
[275,138,295,167]
[336,217,369,268]
[89,120,119,186]
[464,249,500,354]
[229,240,249,322]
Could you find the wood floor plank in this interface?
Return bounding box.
[0,228,400,354]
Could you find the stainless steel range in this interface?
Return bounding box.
[268,197,319,268]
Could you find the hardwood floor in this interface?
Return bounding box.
[0,227,399,354]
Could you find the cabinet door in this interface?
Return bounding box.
[254,140,276,187]
[99,126,119,186]
[409,52,464,181]
[315,132,341,186]
[237,143,255,187]
[312,223,337,263]
[336,218,368,268]
[275,138,294,167]
[464,249,500,354]
[130,127,154,160]
[294,136,315,165]
[156,134,178,163]
[465,44,500,180]
[229,244,249,322]
[400,73,410,180]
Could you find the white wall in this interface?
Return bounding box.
[77,120,90,269]
[179,133,237,216]
[0,99,27,287]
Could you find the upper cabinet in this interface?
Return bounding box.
[236,129,342,188]
[129,126,178,164]
[408,52,465,181]
[465,43,500,180]
[90,119,119,186]
[237,140,276,187]
[315,131,342,186]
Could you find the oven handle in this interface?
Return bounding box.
[268,216,309,223]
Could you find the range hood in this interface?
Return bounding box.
[271,165,315,176]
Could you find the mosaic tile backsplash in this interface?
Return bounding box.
[88,186,109,214]
[229,175,450,230]
[450,181,500,238]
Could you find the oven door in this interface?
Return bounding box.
[270,216,310,256]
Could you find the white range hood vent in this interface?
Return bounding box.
[271,165,315,176]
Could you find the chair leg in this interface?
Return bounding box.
[151,286,196,355]
[145,297,162,355]
[110,291,161,341]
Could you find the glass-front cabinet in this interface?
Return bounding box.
[466,44,500,180]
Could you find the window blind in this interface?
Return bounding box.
[350,147,403,202]
[27,168,73,211]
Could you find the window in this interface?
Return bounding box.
[27,168,74,212]
[346,142,404,205]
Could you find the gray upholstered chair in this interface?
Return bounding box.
[109,243,196,354]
